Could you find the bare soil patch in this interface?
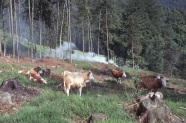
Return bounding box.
[0,78,40,115]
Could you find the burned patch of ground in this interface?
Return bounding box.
[0,78,40,115]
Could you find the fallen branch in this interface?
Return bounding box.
[180,107,186,110]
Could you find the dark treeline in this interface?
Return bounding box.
[0,0,186,78]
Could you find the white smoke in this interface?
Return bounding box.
[47,41,118,66]
[72,51,117,66]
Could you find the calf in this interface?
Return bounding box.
[111,69,126,83]
[136,75,167,93]
[63,70,94,96]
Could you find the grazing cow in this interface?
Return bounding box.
[50,73,63,83]
[27,70,47,84]
[49,73,64,89]
[63,70,94,96]
[111,69,126,83]
[136,75,167,93]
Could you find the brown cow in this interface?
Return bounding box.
[62,70,94,96]
[111,69,126,83]
[136,75,167,93]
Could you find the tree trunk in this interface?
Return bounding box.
[18,0,21,62]
[2,6,6,56]
[97,11,101,56]
[106,7,109,61]
[132,40,134,69]
[55,0,60,58]
[39,6,42,58]
[31,0,34,58]
[10,0,15,58]
[28,0,34,58]
[14,0,18,62]
[59,4,65,59]
[82,21,85,54]
[90,26,93,52]
[88,15,90,52]
[66,0,72,63]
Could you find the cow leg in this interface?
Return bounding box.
[63,81,70,96]
[79,87,82,96]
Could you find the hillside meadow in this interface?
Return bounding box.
[0,57,185,123]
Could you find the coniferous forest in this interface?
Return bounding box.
[0,0,186,78]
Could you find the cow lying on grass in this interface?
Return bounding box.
[136,75,167,93]
[62,70,94,96]
[27,70,47,84]
[18,66,47,84]
[111,69,126,83]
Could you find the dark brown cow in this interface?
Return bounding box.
[136,75,167,93]
[40,68,51,77]
[111,69,126,83]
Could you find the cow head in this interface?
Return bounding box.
[34,66,43,74]
[88,71,94,81]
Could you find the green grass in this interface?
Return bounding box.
[0,60,186,122]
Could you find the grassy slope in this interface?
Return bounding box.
[0,50,185,122]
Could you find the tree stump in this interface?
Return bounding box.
[0,78,21,91]
[87,113,107,123]
[136,92,185,123]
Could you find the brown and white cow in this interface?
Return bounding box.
[27,70,47,84]
[111,69,126,83]
[136,75,167,93]
[18,67,47,84]
[62,70,94,96]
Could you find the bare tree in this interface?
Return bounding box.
[106,6,109,61]
[66,0,72,63]
[28,0,34,58]
[14,0,19,62]
[59,3,65,59]
[1,4,6,56]
[17,0,21,62]
[9,0,15,58]
[82,21,85,54]
[39,4,42,58]
[97,10,101,56]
